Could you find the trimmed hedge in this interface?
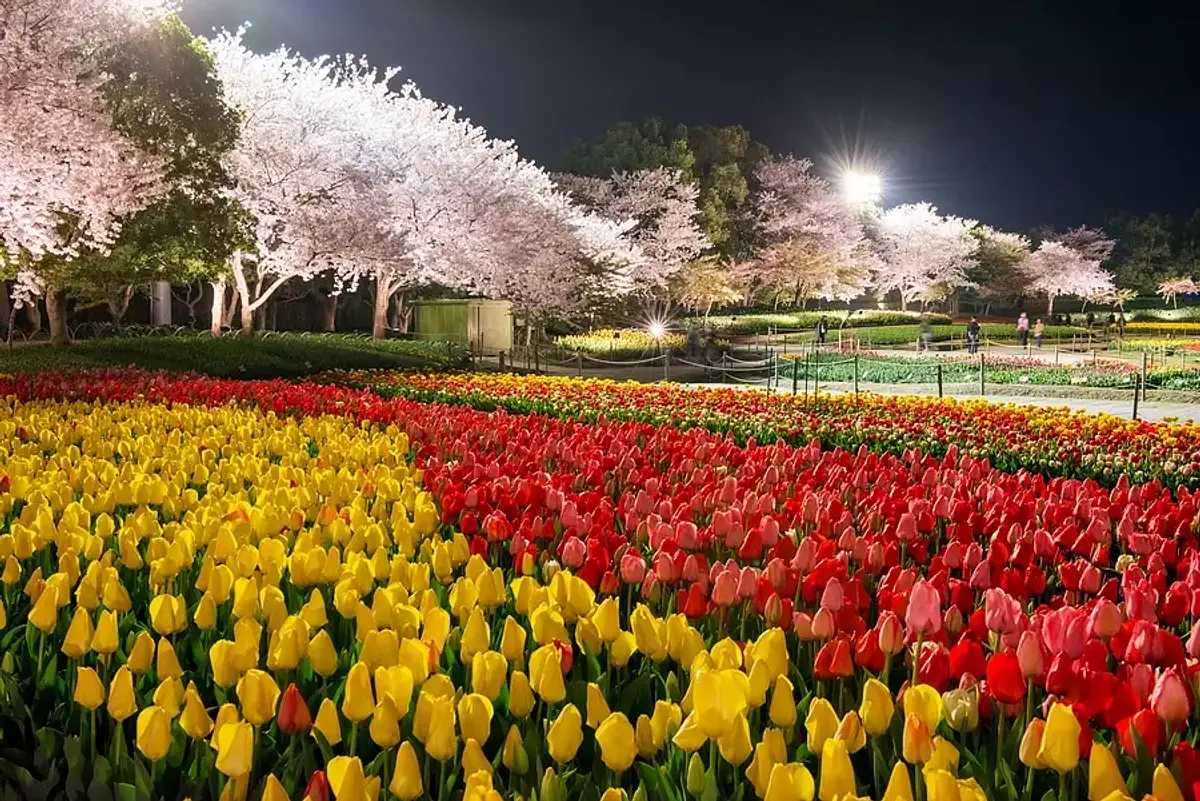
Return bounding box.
[0,333,467,378]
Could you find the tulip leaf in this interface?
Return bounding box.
[636,762,679,801]
[1040,790,1057,801]
[0,758,47,801]
[23,624,38,661]
[63,737,85,800]
[312,727,335,764]
[132,758,152,801]
[115,782,137,801]
[33,730,58,776]
[701,767,719,801]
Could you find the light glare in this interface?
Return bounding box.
[842,170,882,204]
[648,322,667,339]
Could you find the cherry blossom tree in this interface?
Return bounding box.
[1,0,172,342]
[739,158,875,308]
[554,168,708,292]
[1158,277,1199,308]
[1041,225,1116,263]
[874,203,978,310]
[1024,241,1115,315]
[672,257,742,319]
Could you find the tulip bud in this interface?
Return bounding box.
[1019,719,1046,769]
[1016,631,1044,678]
[1090,599,1123,639]
[943,689,979,732]
[278,683,313,734]
[543,560,562,583]
[665,671,681,703]
[632,785,648,801]
[502,725,530,775]
[811,608,836,640]
[686,753,706,798]
[877,612,905,655]
[792,612,814,641]
[943,606,963,638]
[763,595,783,628]
[540,768,564,801]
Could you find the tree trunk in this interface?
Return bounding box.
[391,290,411,333]
[46,289,70,346]
[372,275,392,340]
[238,299,255,335]
[210,280,225,337]
[319,293,338,332]
[0,282,10,329]
[149,281,172,326]
[1047,295,1055,316]
[899,294,908,312]
[25,302,42,334]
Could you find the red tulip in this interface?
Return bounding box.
[304,770,331,801]
[278,683,313,734]
[1118,709,1162,757]
[985,650,1026,704]
[949,639,986,682]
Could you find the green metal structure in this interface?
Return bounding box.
[412,299,513,355]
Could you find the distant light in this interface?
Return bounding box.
[648,322,667,339]
[842,170,882,204]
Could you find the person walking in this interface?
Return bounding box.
[966,316,981,354]
[1117,312,1127,338]
[1016,312,1030,347]
[815,316,828,346]
[1033,318,1045,349]
[919,315,933,352]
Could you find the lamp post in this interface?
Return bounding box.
[842,170,882,205]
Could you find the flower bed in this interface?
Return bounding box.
[553,329,688,358]
[797,325,1089,347]
[1126,322,1200,335]
[694,311,953,335]
[4,369,1200,801]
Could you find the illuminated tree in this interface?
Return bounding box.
[874,203,977,310]
[1158,277,1199,308]
[1024,241,1115,315]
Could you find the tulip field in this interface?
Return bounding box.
[3,370,1200,801]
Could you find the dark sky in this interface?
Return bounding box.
[182,0,1200,232]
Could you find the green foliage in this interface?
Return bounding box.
[1108,213,1176,295]
[784,323,1087,346]
[691,310,954,334]
[561,119,693,177]
[52,15,246,313]
[0,334,467,378]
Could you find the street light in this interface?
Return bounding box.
[647,321,667,339]
[842,170,882,205]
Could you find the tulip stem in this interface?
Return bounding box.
[1059,771,1067,801]
[996,710,1006,773]
[35,630,44,684]
[90,709,97,762]
[912,631,923,686]
[349,723,357,757]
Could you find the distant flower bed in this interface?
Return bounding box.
[1125,321,1200,334]
[554,329,687,357]
[1112,338,1200,353]
[693,310,953,334]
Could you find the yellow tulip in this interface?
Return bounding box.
[215,721,254,779]
[503,724,530,775]
[462,738,491,778]
[768,675,796,728]
[927,737,960,773]
[398,638,432,686]
[1088,744,1128,801]
[805,697,839,755]
[508,671,535,718]
[764,763,816,801]
[1153,764,1186,801]
[718,712,753,766]
[500,615,527,664]
[313,697,343,746]
[342,661,375,723]
[261,775,289,801]
[958,778,987,801]
[902,684,942,732]
[235,669,280,726]
[210,704,241,752]
[28,588,57,634]
[694,669,750,740]
[107,665,137,722]
[327,756,369,800]
[61,607,94,659]
[461,607,491,662]
[180,682,214,739]
[529,644,567,704]
[74,666,105,710]
[631,605,666,660]
[153,676,184,719]
[836,711,866,753]
[135,705,172,761]
[471,650,508,701]
[1038,703,1081,774]
[924,769,960,801]
[91,609,118,655]
[596,712,637,772]
[301,589,328,629]
[902,714,933,764]
[127,631,154,675]
[882,762,914,801]
[369,696,401,749]
[458,693,494,745]
[194,592,218,631]
[422,606,451,654]
[672,712,708,752]
[424,695,457,762]
[635,714,657,759]
[308,629,338,677]
[746,727,788,798]
[592,598,621,643]
[818,738,856,801]
[157,638,184,681]
[149,594,184,636]
[390,741,424,801]
[610,630,637,668]
[547,703,584,764]
[860,678,896,736]
[587,682,612,729]
[650,700,681,747]
[1019,719,1046,769]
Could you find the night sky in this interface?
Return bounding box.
[182,0,1200,232]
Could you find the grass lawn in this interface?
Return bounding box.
[0,333,468,378]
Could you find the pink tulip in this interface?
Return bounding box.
[865,542,885,574]
[905,580,942,636]
[792,612,815,640]
[1125,584,1159,623]
[943,606,963,637]
[1016,630,1045,678]
[619,551,646,585]
[681,554,704,584]
[943,541,964,570]
[896,513,917,542]
[1151,668,1191,724]
[675,521,698,550]
[811,608,836,640]
[963,543,984,574]
[765,558,787,590]
[760,517,780,547]
[712,570,739,608]
[968,561,991,591]
[737,567,759,599]
[792,537,817,573]
[1089,599,1123,639]
[1079,564,1102,595]
[1187,619,1200,659]
[877,612,905,655]
[652,551,678,584]
[1040,606,1088,659]
[820,578,844,614]
[561,537,586,570]
[712,510,731,540]
[984,588,1022,635]
[650,522,673,550]
[1127,663,1156,705]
